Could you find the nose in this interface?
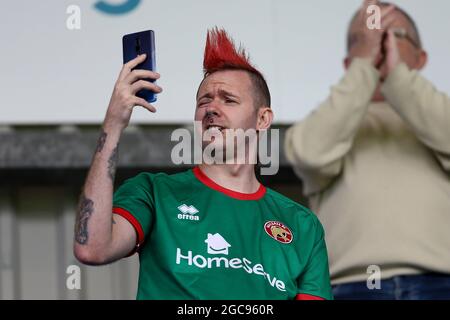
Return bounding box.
[206,97,221,109]
[204,109,219,124]
[204,100,221,119]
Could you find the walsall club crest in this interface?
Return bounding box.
[264,221,293,244]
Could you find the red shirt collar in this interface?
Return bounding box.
[192,167,266,201]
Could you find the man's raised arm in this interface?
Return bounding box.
[73,54,162,265]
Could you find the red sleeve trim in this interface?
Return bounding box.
[113,207,145,249]
[193,166,266,200]
[295,293,325,300]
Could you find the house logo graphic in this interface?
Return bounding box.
[204,233,231,255]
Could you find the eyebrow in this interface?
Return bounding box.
[218,89,239,98]
[197,92,213,101]
[197,89,239,101]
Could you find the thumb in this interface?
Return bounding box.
[385,29,401,73]
[386,29,399,55]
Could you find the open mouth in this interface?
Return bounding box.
[205,124,226,132]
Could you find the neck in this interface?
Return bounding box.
[198,164,260,194]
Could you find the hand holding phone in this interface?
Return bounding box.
[122,30,158,103]
[103,32,162,132]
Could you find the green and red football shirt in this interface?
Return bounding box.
[113,167,332,300]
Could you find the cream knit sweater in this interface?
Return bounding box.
[285,58,450,285]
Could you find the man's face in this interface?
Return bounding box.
[347,9,426,101]
[195,70,261,156]
[195,69,258,130]
[377,10,423,79]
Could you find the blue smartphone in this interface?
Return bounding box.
[122,30,157,103]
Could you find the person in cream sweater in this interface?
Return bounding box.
[285,0,450,299]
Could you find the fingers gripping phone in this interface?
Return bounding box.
[122,30,157,103]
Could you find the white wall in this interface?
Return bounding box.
[1,0,449,124]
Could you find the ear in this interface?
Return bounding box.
[344,57,351,70]
[416,50,428,70]
[256,107,273,131]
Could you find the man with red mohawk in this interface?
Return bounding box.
[74,28,332,300]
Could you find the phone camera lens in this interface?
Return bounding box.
[135,38,141,54]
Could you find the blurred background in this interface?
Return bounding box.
[0,0,449,299]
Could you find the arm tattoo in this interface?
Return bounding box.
[108,145,118,181]
[75,193,94,245]
[96,130,107,153]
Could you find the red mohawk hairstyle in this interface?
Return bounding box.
[203,27,260,76]
[202,27,271,108]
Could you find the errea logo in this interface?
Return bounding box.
[177,204,199,221]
